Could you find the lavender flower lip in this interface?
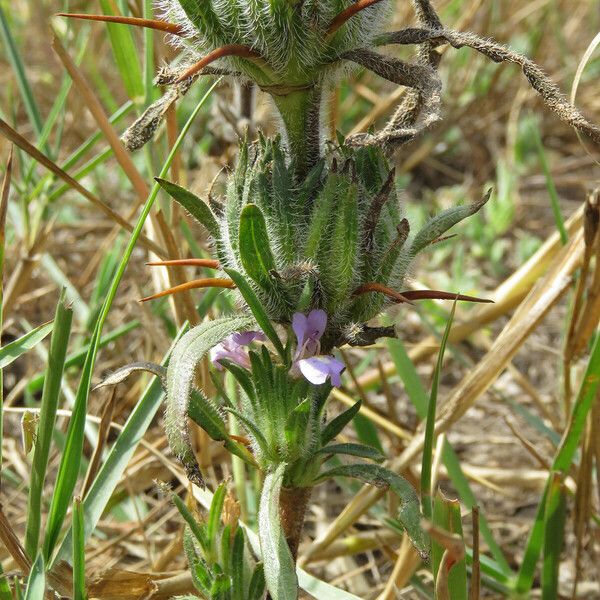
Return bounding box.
[297,355,345,387]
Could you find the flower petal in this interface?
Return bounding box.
[232,330,266,346]
[297,355,345,387]
[306,309,327,340]
[292,312,308,348]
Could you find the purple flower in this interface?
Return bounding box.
[291,309,345,387]
[210,331,266,370]
[297,356,345,387]
[293,309,327,360]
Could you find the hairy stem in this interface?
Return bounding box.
[270,87,322,180]
[279,486,312,560]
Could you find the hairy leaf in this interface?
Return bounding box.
[316,442,384,462]
[174,494,209,553]
[239,203,278,290]
[188,390,227,441]
[93,361,166,390]
[258,464,298,600]
[156,178,220,238]
[231,528,246,600]
[315,463,429,558]
[410,190,491,256]
[166,315,254,486]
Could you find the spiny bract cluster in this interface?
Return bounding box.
[209,136,487,349]
[159,0,390,83]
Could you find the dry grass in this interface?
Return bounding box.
[1,0,600,598]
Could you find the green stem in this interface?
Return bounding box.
[270,87,322,181]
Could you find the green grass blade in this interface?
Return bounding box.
[59,102,133,172]
[143,0,156,105]
[421,300,456,520]
[531,121,567,245]
[0,321,54,369]
[0,563,11,600]
[541,473,566,600]
[53,324,187,564]
[207,484,227,559]
[23,34,88,188]
[30,101,133,204]
[44,81,220,564]
[386,339,428,414]
[25,290,73,559]
[72,498,86,600]
[516,330,600,592]
[99,0,144,102]
[26,320,139,394]
[387,337,512,574]
[23,554,45,600]
[0,7,47,153]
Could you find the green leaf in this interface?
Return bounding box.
[421,299,456,520]
[297,571,362,600]
[173,494,209,553]
[248,563,266,600]
[231,528,246,600]
[353,412,384,455]
[23,554,45,600]
[207,484,227,559]
[0,321,53,369]
[316,442,384,462]
[224,268,286,361]
[410,190,491,256]
[25,292,73,559]
[258,464,298,600]
[167,315,254,485]
[315,463,428,558]
[239,204,278,290]
[542,473,567,600]
[304,174,338,260]
[155,178,220,238]
[531,121,568,245]
[72,498,86,600]
[188,391,228,441]
[225,407,271,456]
[176,0,225,44]
[321,400,362,444]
